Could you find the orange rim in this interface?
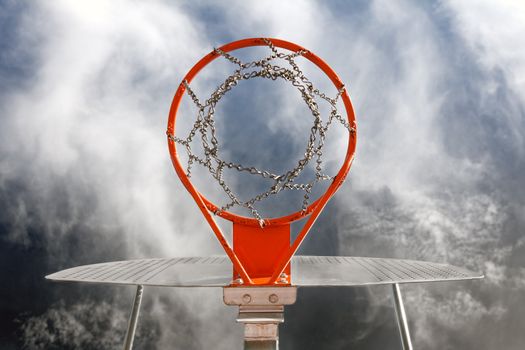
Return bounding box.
[167,37,357,227]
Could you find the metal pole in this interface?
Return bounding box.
[242,321,280,350]
[392,283,413,350]
[244,339,278,350]
[123,285,144,350]
[224,286,296,350]
[239,310,282,350]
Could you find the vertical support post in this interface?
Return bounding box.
[241,312,281,350]
[123,285,144,350]
[392,283,413,350]
[223,287,297,350]
[245,339,278,349]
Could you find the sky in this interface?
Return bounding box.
[1,0,525,349]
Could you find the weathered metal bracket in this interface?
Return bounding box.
[224,287,297,350]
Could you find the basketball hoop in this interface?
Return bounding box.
[166,38,357,286]
[46,37,483,350]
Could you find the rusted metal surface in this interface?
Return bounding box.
[244,323,279,341]
[237,304,285,349]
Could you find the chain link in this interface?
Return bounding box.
[167,40,354,225]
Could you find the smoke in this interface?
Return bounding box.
[1,0,525,349]
[19,300,137,349]
[0,0,218,255]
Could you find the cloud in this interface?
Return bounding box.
[0,0,220,256]
[1,1,238,347]
[405,286,507,349]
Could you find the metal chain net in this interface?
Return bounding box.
[167,39,355,226]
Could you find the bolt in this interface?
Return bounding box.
[242,294,252,304]
[269,294,279,304]
[232,278,243,285]
[279,273,288,283]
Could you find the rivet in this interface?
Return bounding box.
[279,273,288,283]
[269,294,279,303]
[242,294,252,304]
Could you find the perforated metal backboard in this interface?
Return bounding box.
[46,256,482,287]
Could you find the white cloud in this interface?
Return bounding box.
[1,0,220,256]
[444,0,525,152]
[405,287,506,348]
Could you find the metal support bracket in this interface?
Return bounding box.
[123,285,144,350]
[392,283,413,350]
[224,287,297,350]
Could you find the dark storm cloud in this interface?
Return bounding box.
[1,0,524,349]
